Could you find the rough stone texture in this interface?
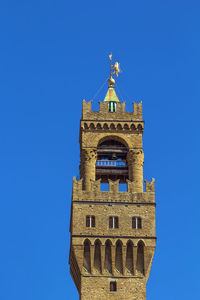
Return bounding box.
[69,97,156,300]
[81,277,146,300]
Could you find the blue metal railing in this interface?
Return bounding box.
[96,160,126,167]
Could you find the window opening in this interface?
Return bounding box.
[96,139,128,184]
[100,183,109,191]
[108,102,117,112]
[110,281,117,292]
[109,216,119,229]
[86,216,95,228]
[132,217,142,229]
[119,183,127,192]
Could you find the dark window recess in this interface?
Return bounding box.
[109,216,119,229]
[86,216,95,228]
[108,102,117,112]
[132,217,142,229]
[110,281,117,292]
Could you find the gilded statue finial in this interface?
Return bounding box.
[108,54,120,86]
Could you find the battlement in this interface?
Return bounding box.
[72,177,155,203]
[82,100,143,121]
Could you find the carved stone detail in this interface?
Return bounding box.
[81,149,97,162]
[127,150,144,166]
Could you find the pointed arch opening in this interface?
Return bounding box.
[94,239,102,273]
[115,240,123,274]
[126,240,134,275]
[104,240,112,274]
[83,239,91,273]
[137,240,145,275]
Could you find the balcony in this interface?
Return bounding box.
[96,160,128,183]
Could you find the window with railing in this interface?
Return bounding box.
[96,159,126,167]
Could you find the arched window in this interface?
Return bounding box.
[115,240,123,274]
[83,239,91,273]
[126,241,133,274]
[104,240,112,274]
[94,240,102,273]
[137,241,145,275]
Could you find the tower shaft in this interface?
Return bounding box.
[69,89,156,299]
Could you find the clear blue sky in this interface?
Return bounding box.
[0,1,200,299]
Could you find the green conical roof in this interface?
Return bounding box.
[103,86,120,102]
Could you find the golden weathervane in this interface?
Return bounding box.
[108,54,120,86]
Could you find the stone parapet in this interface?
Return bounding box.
[82,100,143,121]
[72,177,155,203]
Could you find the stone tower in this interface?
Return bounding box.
[69,59,156,300]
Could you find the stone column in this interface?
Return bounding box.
[127,149,144,192]
[80,149,97,190]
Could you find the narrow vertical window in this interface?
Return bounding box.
[109,216,119,229]
[108,102,117,112]
[132,217,142,229]
[86,215,95,228]
[114,217,119,228]
[110,281,117,292]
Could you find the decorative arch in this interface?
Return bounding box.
[94,239,102,273]
[117,123,123,130]
[137,124,143,131]
[103,123,109,130]
[83,239,91,273]
[124,123,129,130]
[104,239,112,274]
[110,123,116,130]
[96,123,102,130]
[136,240,145,275]
[97,135,129,150]
[130,124,136,130]
[89,123,95,130]
[84,123,89,130]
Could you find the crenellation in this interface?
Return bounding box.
[82,100,143,122]
[72,178,155,203]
